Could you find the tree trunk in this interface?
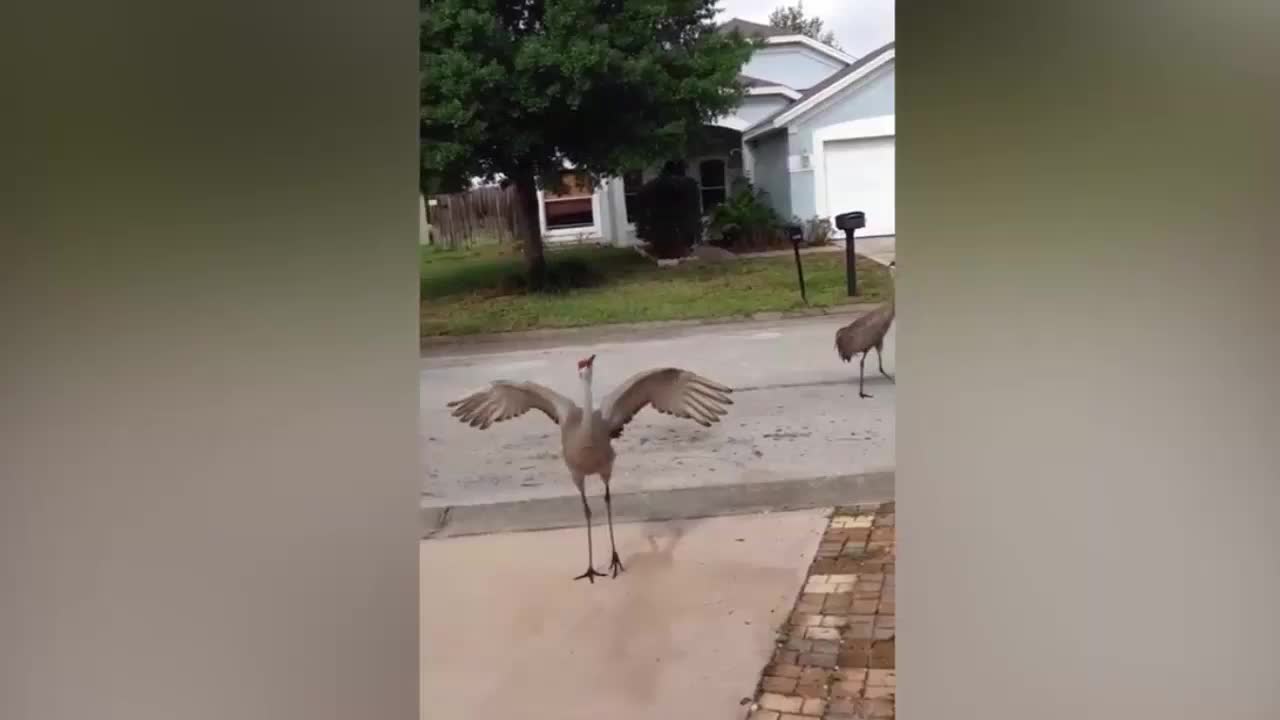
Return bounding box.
[512,168,547,291]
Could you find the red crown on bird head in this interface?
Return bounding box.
[577,354,596,369]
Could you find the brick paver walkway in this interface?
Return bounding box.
[745,503,896,720]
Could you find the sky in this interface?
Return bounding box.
[715,0,894,58]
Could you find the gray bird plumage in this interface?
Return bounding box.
[834,260,896,397]
[446,356,733,583]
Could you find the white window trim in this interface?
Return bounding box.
[537,187,603,240]
[743,49,895,141]
[762,34,856,65]
[811,114,895,222]
[746,85,802,100]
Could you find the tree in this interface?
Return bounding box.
[421,0,753,289]
[767,1,839,50]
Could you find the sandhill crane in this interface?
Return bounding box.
[445,355,734,582]
[835,260,896,398]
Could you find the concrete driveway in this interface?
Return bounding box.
[850,235,895,266]
[421,314,896,507]
[733,235,895,267]
[420,509,829,720]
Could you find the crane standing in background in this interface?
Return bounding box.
[835,260,896,398]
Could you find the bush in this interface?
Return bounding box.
[633,172,702,259]
[707,185,783,252]
[799,215,834,246]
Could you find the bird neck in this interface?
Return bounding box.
[581,375,595,417]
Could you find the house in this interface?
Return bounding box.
[536,18,896,245]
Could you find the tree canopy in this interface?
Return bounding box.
[767,2,840,50]
[420,0,754,195]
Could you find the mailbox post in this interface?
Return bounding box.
[834,211,866,297]
[786,224,807,305]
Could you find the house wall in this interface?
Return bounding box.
[785,63,895,220]
[749,132,791,219]
[741,45,847,90]
[737,95,792,127]
[595,178,635,246]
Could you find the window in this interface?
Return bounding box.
[543,171,594,230]
[699,159,727,212]
[623,170,643,224]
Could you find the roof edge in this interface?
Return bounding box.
[743,42,895,139]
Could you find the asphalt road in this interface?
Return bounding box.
[421,313,895,507]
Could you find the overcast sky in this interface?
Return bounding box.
[716,0,894,58]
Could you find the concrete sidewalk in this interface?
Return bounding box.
[420,509,829,720]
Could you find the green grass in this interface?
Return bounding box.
[420,243,892,337]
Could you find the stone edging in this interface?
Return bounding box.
[744,502,896,719]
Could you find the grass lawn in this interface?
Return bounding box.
[420,243,892,337]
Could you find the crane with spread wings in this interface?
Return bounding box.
[446,355,734,582]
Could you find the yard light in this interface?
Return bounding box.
[834,211,866,297]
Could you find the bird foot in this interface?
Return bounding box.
[881,373,895,383]
[608,551,626,579]
[574,567,607,583]
[859,392,873,399]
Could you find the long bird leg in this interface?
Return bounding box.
[573,477,605,583]
[876,345,894,383]
[602,473,625,578]
[859,352,872,399]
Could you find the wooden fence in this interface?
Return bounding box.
[425,185,529,250]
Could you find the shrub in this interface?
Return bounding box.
[633,171,701,259]
[707,185,783,252]
[799,215,834,246]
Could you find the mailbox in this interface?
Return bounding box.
[784,224,808,305]
[835,211,865,232]
[835,211,866,297]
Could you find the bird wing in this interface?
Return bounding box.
[599,368,734,437]
[446,381,575,430]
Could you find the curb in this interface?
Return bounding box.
[420,303,880,354]
[421,470,894,539]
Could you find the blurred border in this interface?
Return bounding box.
[898,1,1280,718]
[2,0,420,718]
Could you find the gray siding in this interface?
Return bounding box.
[786,63,895,220]
[748,132,791,219]
[741,45,846,90]
[789,64,895,158]
[736,95,792,127]
[788,170,817,222]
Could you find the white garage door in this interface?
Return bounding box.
[822,135,895,237]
